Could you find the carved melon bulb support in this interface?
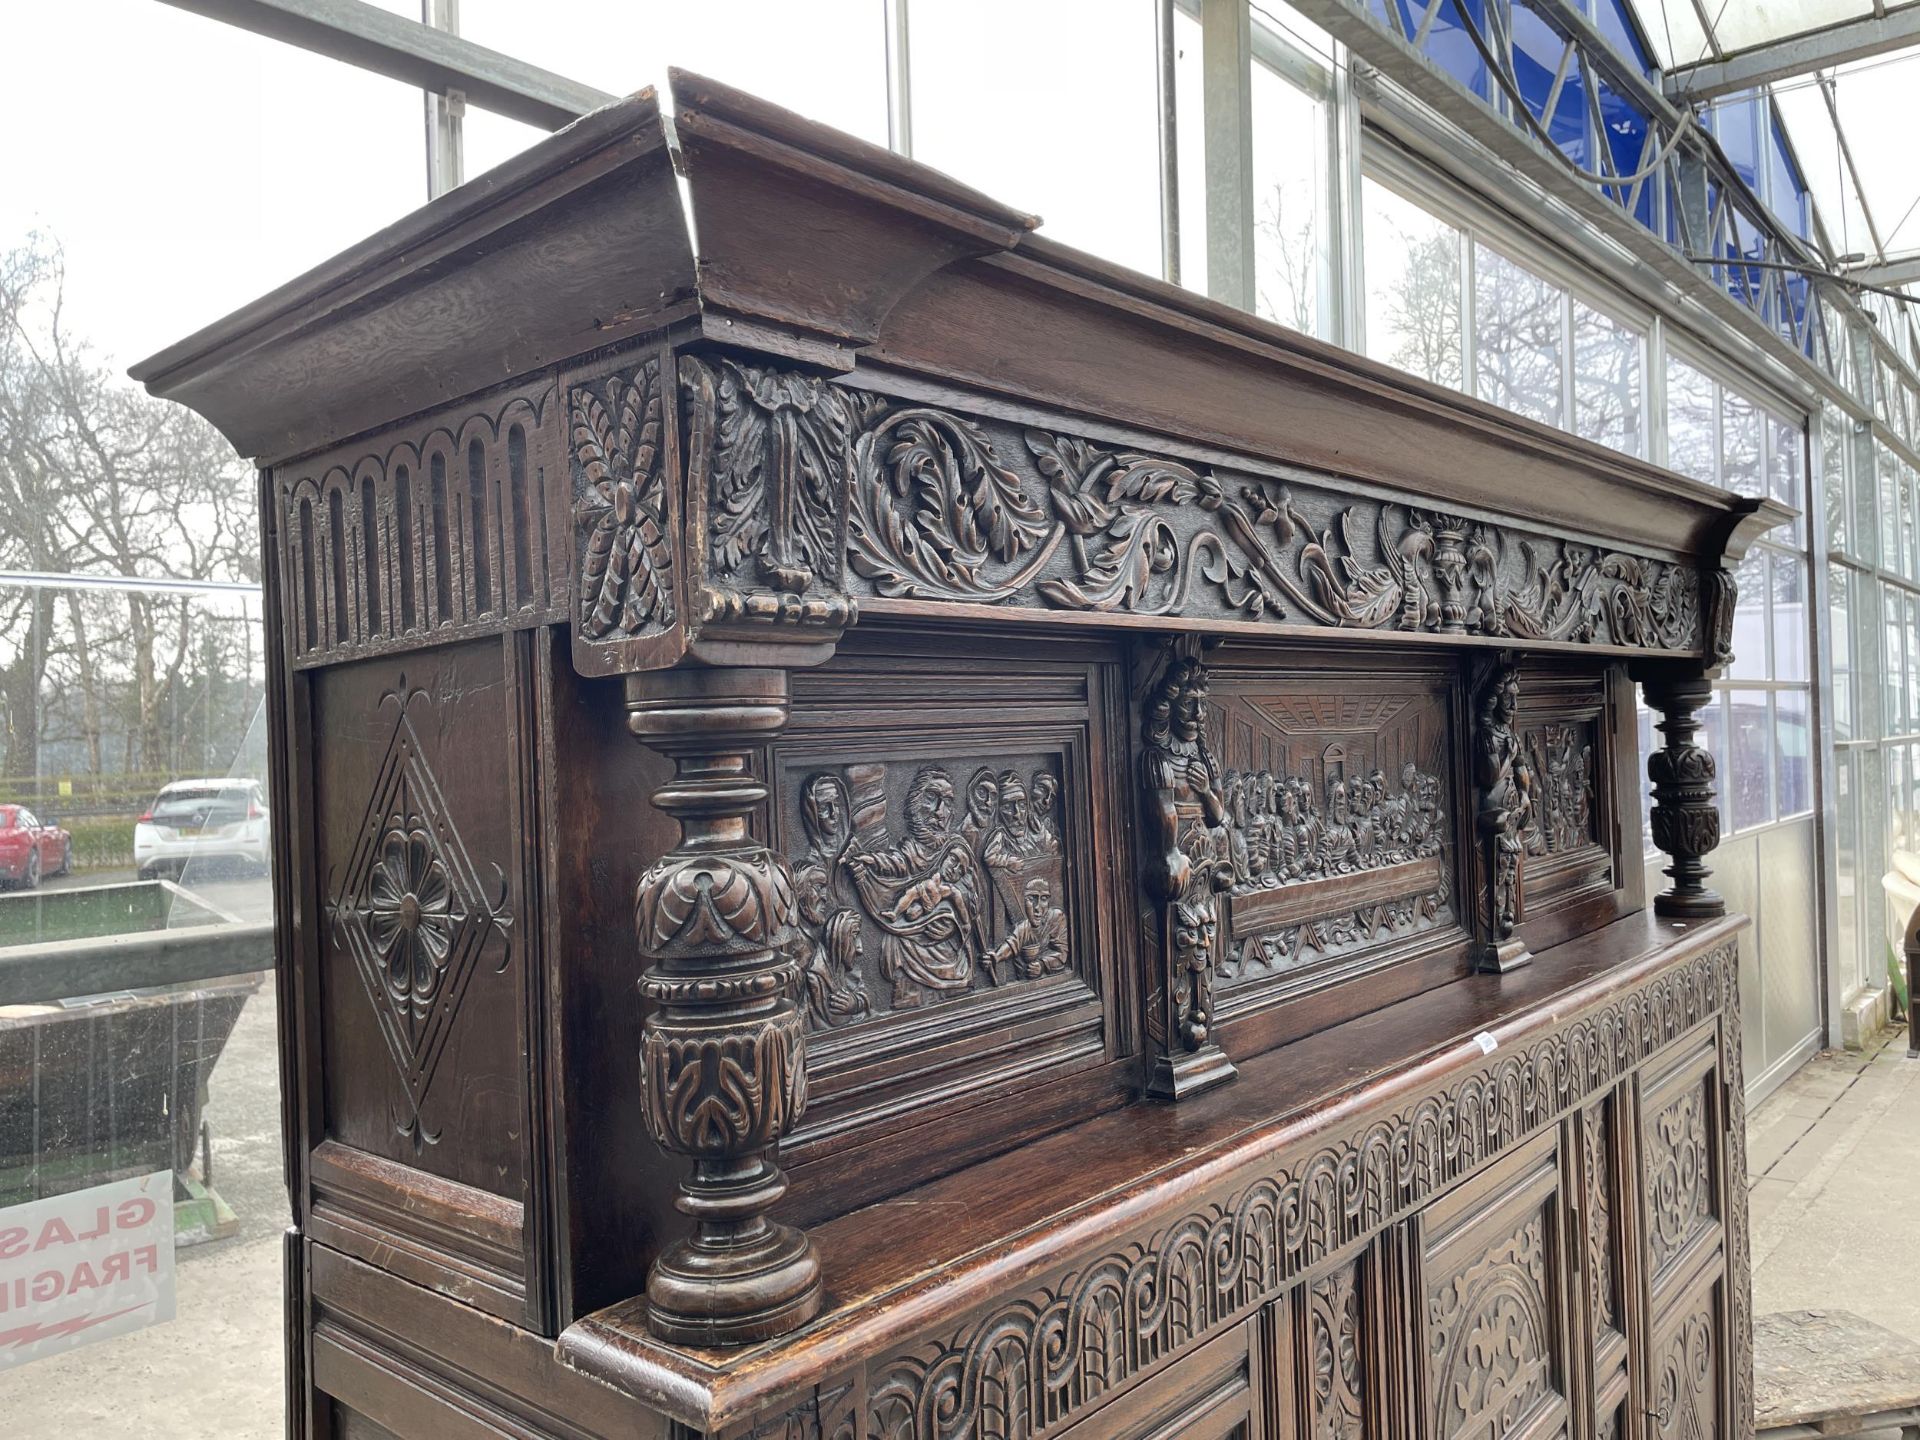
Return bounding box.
[625,665,822,1346]
[1640,668,1725,920]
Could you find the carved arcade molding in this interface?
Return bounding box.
[1426,1210,1555,1438]
[865,939,1739,1440]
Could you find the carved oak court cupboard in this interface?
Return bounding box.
[132,72,1791,1440]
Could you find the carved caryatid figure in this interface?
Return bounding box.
[1474,661,1534,972]
[844,766,988,1009]
[1142,650,1236,1095]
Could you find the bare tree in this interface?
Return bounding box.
[0,235,256,779]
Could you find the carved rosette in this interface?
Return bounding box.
[1643,672,1725,919]
[626,667,822,1346]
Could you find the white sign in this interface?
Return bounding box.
[0,1171,175,1371]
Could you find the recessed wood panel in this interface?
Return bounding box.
[776,631,1133,1193]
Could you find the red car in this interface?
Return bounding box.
[0,805,72,889]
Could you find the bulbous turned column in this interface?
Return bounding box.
[1643,671,1724,920]
[626,665,821,1347]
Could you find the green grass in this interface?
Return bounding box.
[65,814,137,871]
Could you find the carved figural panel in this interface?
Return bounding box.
[1205,666,1461,997]
[649,355,1709,666]
[779,754,1070,1030]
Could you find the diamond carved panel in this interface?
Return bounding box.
[326,683,510,1145]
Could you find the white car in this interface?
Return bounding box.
[134,778,271,879]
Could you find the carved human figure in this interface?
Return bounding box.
[1029,770,1060,850]
[982,769,1063,936]
[1170,894,1220,1051]
[1475,664,1534,939]
[799,907,873,1029]
[1321,779,1357,874]
[844,766,986,1009]
[986,876,1071,983]
[794,772,853,921]
[961,766,999,850]
[1141,656,1230,901]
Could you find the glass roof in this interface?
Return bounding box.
[1633,1,1920,276]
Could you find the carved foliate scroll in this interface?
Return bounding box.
[781,758,1070,1031]
[571,354,1716,677]
[1140,644,1237,1099]
[1473,659,1534,973]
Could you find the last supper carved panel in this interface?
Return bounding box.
[1201,652,1469,1034]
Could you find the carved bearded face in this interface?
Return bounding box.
[1329,781,1351,825]
[906,768,956,847]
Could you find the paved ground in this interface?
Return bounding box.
[2,871,285,1438]
[1749,1024,1920,1440]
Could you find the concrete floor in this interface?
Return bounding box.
[1,872,285,1439]
[1750,1024,1920,1342]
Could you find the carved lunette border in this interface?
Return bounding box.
[564,351,1718,675]
[863,938,1739,1440]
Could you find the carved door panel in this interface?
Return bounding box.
[1572,1093,1633,1440]
[1413,1128,1575,1440]
[1634,1033,1732,1440]
[1050,1315,1269,1440]
[304,638,541,1326]
[1291,1256,1377,1440]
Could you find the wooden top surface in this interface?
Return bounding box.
[1755,1309,1920,1429]
[555,908,1744,1429]
[130,71,1786,567]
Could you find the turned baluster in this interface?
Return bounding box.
[1642,670,1725,921]
[626,665,822,1346]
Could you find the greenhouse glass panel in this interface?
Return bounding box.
[1475,243,1564,427]
[1251,62,1329,336]
[1666,356,1716,485]
[1363,180,1464,390]
[1729,689,1775,832]
[1572,300,1644,455]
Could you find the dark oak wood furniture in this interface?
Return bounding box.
[133,72,1790,1440]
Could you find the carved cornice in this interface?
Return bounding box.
[866,939,1737,1440]
[569,355,1720,675]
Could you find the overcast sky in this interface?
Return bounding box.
[1,1,1910,376]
